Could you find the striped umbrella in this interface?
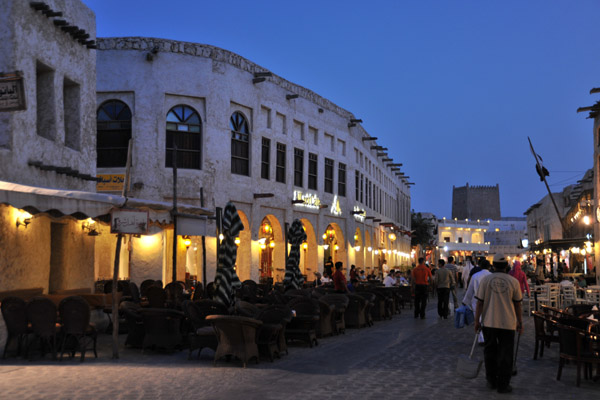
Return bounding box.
[213,202,243,308]
[283,219,306,290]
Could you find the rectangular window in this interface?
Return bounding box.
[308,153,318,190]
[444,237,450,242]
[261,137,270,180]
[338,163,346,197]
[294,148,304,187]
[276,142,286,183]
[355,171,360,201]
[360,173,364,203]
[63,76,80,150]
[324,158,334,193]
[36,61,56,140]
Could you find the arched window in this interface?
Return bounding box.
[230,111,249,176]
[166,105,202,169]
[97,100,132,168]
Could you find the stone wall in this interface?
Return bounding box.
[452,183,501,221]
[0,0,96,191]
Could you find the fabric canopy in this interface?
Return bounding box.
[0,180,212,223]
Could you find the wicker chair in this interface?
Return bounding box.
[165,282,184,309]
[140,279,157,298]
[320,294,349,334]
[258,305,293,356]
[345,294,368,328]
[397,286,413,309]
[1,296,28,358]
[235,301,261,318]
[532,310,559,359]
[355,292,375,327]
[206,315,262,367]
[58,296,97,362]
[26,297,59,360]
[185,299,229,359]
[146,286,167,308]
[286,297,320,347]
[556,323,600,386]
[255,307,287,361]
[120,301,145,348]
[140,308,185,353]
[316,300,335,338]
[128,282,141,304]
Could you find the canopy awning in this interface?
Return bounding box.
[529,238,589,252]
[0,180,212,224]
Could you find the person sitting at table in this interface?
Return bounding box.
[397,272,409,286]
[321,272,332,286]
[358,270,367,281]
[314,272,322,287]
[559,275,573,287]
[383,269,396,287]
[347,278,358,293]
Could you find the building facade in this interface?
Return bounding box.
[0,0,98,292]
[94,37,412,284]
[452,183,501,221]
[437,217,490,262]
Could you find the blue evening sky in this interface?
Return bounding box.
[82,0,600,218]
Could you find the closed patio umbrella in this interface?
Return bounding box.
[283,219,306,290]
[213,202,243,308]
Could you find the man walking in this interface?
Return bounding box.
[445,256,459,308]
[434,259,455,319]
[474,253,523,394]
[411,257,432,319]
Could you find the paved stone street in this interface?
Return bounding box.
[1,294,598,400]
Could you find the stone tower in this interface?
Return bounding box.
[452,183,501,221]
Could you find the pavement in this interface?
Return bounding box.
[0,290,599,399]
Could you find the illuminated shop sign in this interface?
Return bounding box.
[293,190,321,209]
[353,206,365,222]
[330,195,342,216]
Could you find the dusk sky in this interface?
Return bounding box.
[83,0,600,219]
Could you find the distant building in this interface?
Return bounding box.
[485,217,527,260]
[452,183,501,221]
[525,169,594,275]
[437,217,490,263]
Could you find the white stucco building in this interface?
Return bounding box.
[94,37,412,283]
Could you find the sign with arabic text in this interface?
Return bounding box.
[96,174,125,191]
[111,209,149,235]
[0,72,26,111]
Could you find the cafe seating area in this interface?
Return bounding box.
[0,279,410,367]
[532,302,600,387]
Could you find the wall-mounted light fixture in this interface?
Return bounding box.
[81,218,99,236]
[183,235,192,248]
[286,94,299,100]
[16,211,32,229]
[234,237,241,246]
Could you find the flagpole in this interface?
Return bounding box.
[527,137,568,235]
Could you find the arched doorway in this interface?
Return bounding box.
[322,223,346,272]
[258,217,275,280]
[258,215,284,283]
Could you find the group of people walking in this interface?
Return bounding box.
[411,254,523,394]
